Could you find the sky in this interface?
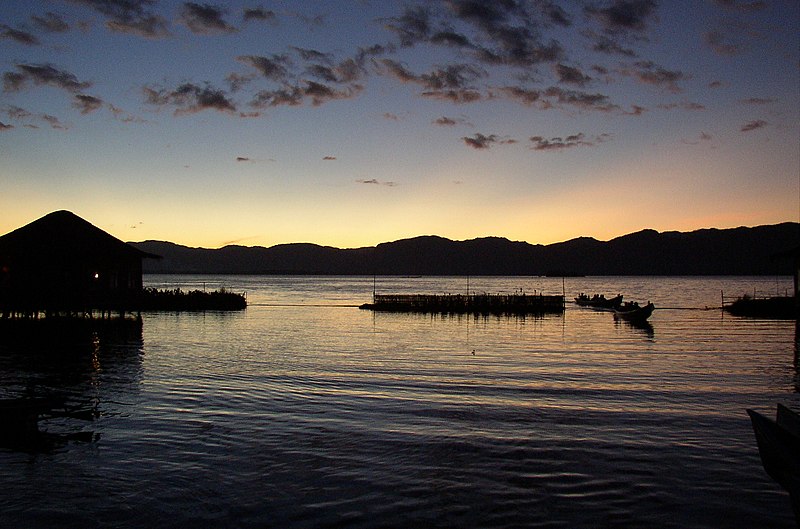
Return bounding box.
[0,0,798,249]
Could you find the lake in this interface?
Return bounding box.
[0,275,797,528]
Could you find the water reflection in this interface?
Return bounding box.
[0,319,144,452]
[614,317,655,339]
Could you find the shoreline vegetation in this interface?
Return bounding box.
[0,287,247,321]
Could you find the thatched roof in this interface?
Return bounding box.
[0,210,159,263]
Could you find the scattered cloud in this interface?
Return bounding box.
[237,54,292,82]
[144,82,237,115]
[31,12,70,33]
[323,156,337,160]
[554,64,592,86]
[356,178,397,186]
[235,156,252,162]
[0,25,40,46]
[243,7,277,23]
[65,0,170,38]
[712,0,767,12]
[179,2,237,35]
[433,116,471,126]
[585,0,659,34]
[705,30,742,56]
[73,94,104,114]
[619,61,687,93]
[0,121,12,131]
[3,63,91,93]
[530,132,611,151]
[462,133,516,149]
[740,97,774,105]
[740,119,767,132]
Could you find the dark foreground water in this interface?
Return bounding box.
[0,276,797,528]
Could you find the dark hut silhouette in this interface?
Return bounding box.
[0,210,158,318]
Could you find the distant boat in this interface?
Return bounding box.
[613,301,654,321]
[747,404,800,523]
[574,293,623,309]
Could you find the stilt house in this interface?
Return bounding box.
[0,210,158,317]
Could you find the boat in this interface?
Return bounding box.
[747,404,800,523]
[574,293,623,310]
[613,301,654,321]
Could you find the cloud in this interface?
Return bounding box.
[73,94,104,114]
[585,0,658,34]
[65,0,170,38]
[179,2,237,35]
[0,121,12,131]
[461,133,516,149]
[3,63,91,93]
[433,116,459,126]
[740,97,774,105]
[42,114,68,130]
[529,132,611,151]
[356,179,397,186]
[235,156,252,162]
[740,119,767,132]
[554,64,592,86]
[620,61,687,92]
[379,59,486,102]
[237,55,292,82]
[323,156,337,160]
[657,101,705,111]
[0,25,40,46]
[705,30,742,56]
[144,83,237,114]
[384,5,432,47]
[383,113,400,120]
[31,12,70,33]
[712,0,767,12]
[243,7,277,23]
[250,81,362,108]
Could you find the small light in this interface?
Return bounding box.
[94,273,99,279]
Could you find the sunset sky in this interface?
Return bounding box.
[1,0,797,249]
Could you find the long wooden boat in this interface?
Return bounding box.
[574,294,623,310]
[747,405,800,522]
[614,302,654,321]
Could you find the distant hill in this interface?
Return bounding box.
[129,223,799,276]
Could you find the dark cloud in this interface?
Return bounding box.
[433,116,457,126]
[356,179,397,186]
[585,0,658,34]
[250,81,361,108]
[740,119,767,132]
[740,97,774,105]
[243,7,276,23]
[1,25,40,46]
[323,156,336,160]
[384,5,432,47]
[712,0,767,12]
[73,94,103,114]
[584,31,637,56]
[461,133,515,149]
[657,101,705,111]
[543,86,617,111]
[179,2,237,35]
[383,113,400,120]
[291,47,333,63]
[0,121,12,131]
[144,83,237,115]
[705,30,742,56]
[530,132,610,151]
[237,55,291,82]
[379,59,485,101]
[620,61,687,92]
[3,64,91,93]
[42,114,68,130]
[65,0,169,38]
[554,64,592,86]
[236,156,251,162]
[31,12,70,33]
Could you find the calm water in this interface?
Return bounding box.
[0,275,797,528]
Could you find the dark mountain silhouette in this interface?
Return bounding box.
[129,222,799,276]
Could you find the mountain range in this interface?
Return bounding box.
[129,223,799,276]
